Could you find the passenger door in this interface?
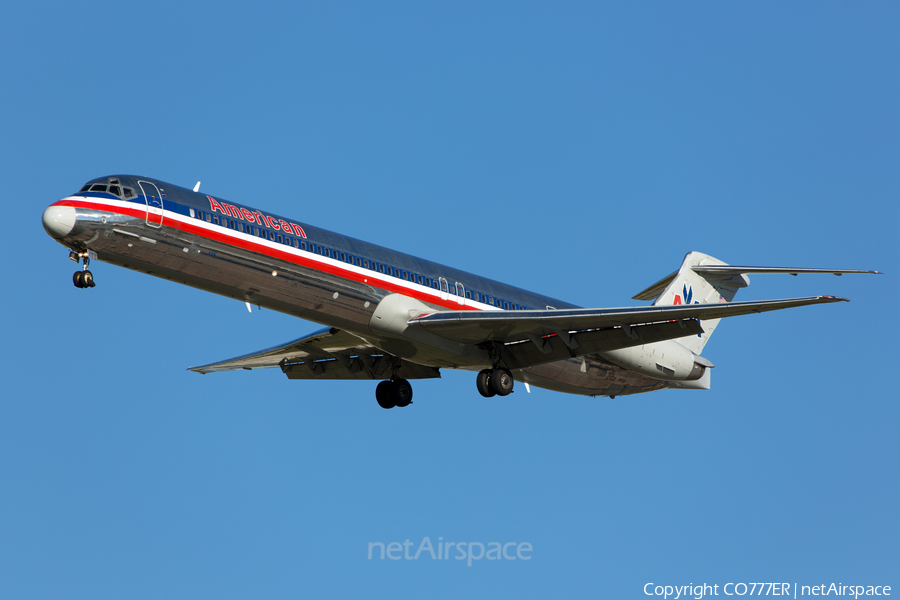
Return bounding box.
[138,180,164,228]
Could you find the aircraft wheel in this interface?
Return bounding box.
[394,379,413,407]
[73,271,85,288]
[376,381,395,409]
[491,368,514,396]
[476,369,495,397]
[83,270,95,287]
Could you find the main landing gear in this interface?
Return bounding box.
[70,251,95,289]
[376,378,413,409]
[476,368,514,397]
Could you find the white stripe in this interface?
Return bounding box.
[66,195,502,312]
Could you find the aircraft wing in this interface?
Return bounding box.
[408,295,846,345]
[191,296,846,377]
[406,295,846,371]
[188,327,440,380]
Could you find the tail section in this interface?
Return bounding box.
[638,251,749,354]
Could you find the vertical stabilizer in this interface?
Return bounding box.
[653,252,749,354]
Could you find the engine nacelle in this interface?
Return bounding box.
[598,341,709,381]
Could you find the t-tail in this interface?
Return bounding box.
[632,251,881,355]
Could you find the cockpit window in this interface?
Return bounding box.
[78,181,137,199]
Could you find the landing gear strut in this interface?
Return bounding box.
[476,368,514,397]
[376,378,413,409]
[71,252,95,289]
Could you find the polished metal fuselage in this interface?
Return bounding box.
[46,184,679,397]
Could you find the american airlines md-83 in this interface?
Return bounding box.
[42,176,879,409]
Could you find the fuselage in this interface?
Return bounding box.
[42,175,684,397]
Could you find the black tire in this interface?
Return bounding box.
[476,369,495,397]
[73,271,84,288]
[394,379,413,407]
[491,368,514,396]
[83,271,95,287]
[376,381,395,409]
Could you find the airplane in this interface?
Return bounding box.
[42,175,880,408]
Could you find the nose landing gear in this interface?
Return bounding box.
[71,251,96,288]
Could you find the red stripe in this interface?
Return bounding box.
[54,199,483,313]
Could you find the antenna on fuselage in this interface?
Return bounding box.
[193,181,201,192]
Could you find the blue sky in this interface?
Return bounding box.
[2,2,897,598]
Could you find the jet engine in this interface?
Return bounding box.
[599,341,711,381]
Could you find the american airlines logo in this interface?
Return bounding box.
[207,195,307,238]
[672,284,699,305]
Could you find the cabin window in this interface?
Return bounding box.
[212,215,219,225]
[356,257,362,267]
[503,301,509,310]
[300,241,306,250]
[284,236,291,245]
[465,290,471,299]
[417,275,424,285]
[488,296,495,306]
[293,238,299,248]
[206,213,212,223]
[378,264,385,274]
[189,209,195,218]
[340,252,346,262]
[400,270,407,280]
[276,234,282,243]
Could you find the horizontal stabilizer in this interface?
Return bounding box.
[693,265,882,277]
[634,260,881,301]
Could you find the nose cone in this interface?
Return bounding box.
[42,205,76,239]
